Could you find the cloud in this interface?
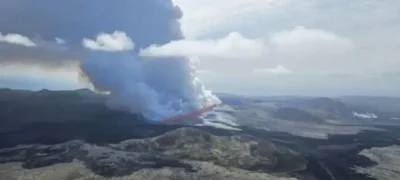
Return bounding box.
[0,0,221,122]
[172,0,297,38]
[0,32,36,47]
[55,38,65,44]
[352,111,378,119]
[0,32,77,69]
[0,42,78,68]
[141,26,352,62]
[82,31,134,52]
[140,26,352,69]
[0,33,75,69]
[270,26,354,56]
[75,2,221,121]
[140,32,266,59]
[0,0,184,67]
[1,0,399,97]
[197,69,212,74]
[253,65,292,74]
[171,0,400,96]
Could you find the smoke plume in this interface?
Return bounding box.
[78,1,221,121]
[0,0,221,121]
[81,48,220,121]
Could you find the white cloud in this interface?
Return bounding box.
[0,32,36,47]
[55,37,65,44]
[172,0,297,38]
[140,26,351,62]
[352,111,378,119]
[253,65,292,74]
[140,32,266,59]
[197,69,213,75]
[270,26,354,56]
[82,31,134,52]
[0,33,77,68]
[171,0,400,96]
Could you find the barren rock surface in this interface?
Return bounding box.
[0,127,306,179]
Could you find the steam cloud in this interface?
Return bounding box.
[0,0,221,121]
[81,31,220,121]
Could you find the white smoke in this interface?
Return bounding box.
[81,32,221,121]
[352,111,378,119]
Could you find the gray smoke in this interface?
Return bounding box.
[0,0,221,121]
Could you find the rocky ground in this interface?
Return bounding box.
[3,89,400,180]
[0,161,296,180]
[0,127,305,180]
[354,145,400,180]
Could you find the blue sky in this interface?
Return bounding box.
[1,0,400,96]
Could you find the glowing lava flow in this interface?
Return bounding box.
[160,104,219,124]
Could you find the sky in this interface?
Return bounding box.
[0,0,399,96]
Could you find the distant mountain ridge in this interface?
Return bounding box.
[271,107,324,123]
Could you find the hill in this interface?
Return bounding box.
[0,88,146,132]
[271,107,323,123]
